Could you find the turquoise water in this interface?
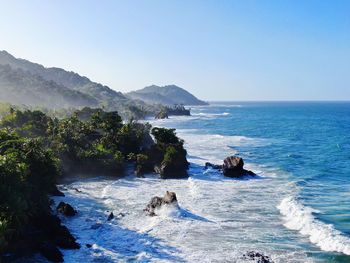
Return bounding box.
[173,102,350,262]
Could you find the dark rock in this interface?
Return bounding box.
[222,156,256,178]
[39,242,63,262]
[155,111,168,119]
[154,162,189,179]
[86,244,92,248]
[54,225,80,249]
[50,186,65,197]
[166,104,191,116]
[134,166,145,177]
[243,251,273,263]
[74,188,82,193]
[57,202,77,217]
[3,214,79,262]
[205,162,223,170]
[144,191,178,216]
[118,212,125,218]
[38,214,80,250]
[107,212,114,221]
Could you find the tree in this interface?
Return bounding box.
[151,127,183,145]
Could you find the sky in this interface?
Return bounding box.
[0,0,349,101]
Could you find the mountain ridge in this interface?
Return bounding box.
[0,51,208,118]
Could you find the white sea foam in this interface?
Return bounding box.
[278,196,350,255]
[49,122,316,262]
[192,112,230,118]
[195,104,243,108]
[176,131,270,165]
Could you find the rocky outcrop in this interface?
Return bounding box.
[205,156,256,178]
[243,251,273,263]
[155,111,168,119]
[57,202,77,217]
[39,242,63,262]
[144,191,178,216]
[154,161,189,179]
[40,215,80,250]
[6,213,80,262]
[223,156,255,177]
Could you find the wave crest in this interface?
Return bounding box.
[278,197,350,255]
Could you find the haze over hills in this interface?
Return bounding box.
[0,51,208,117]
[0,50,127,106]
[126,85,208,106]
[0,64,98,108]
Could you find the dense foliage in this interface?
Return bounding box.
[0,130,59,253]
[0,107,188,258]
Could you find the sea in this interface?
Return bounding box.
[43,102,350,262]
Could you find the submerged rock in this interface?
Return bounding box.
[243,251,273,263]
[107,212,114,221]
[144,191,178,216]
[57,202,77,217]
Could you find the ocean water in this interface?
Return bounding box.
[51,102,350,262]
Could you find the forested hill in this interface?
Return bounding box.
[0,51,154,119]
[0,51,208,118]
[125,85,208,106]
[0,50,126,106]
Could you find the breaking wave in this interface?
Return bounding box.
[278,196,350,255]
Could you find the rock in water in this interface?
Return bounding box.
[205,162,223,170]
[57,202,77,217]
[243,251,274,263]
[222,156,256,177]
[107,212,114,221]
[162,191,177,204]
[144,191,178,216]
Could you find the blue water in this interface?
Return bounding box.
[42,102,350,263]
[161,102,350,262]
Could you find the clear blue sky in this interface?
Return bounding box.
[1,0,349,100]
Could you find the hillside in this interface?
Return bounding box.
[126,85,208,106]
[0,51,127,107]
[0,51,208,118]
[0,64,98,108]
[0,51,155,119]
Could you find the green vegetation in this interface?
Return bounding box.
[0,107,188,258]
[0,130,59,253]
[146,127,189,178]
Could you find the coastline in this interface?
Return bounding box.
[3,102,350,262]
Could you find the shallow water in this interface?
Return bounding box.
[50,102,350,262]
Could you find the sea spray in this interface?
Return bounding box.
[278,197,350,255]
